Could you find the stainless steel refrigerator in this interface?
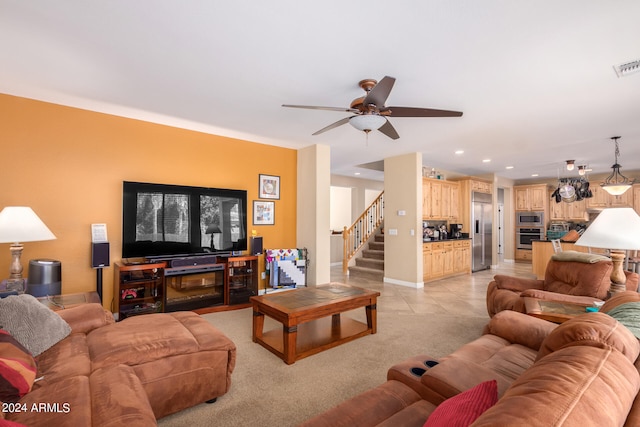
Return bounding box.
[472,192,492,272]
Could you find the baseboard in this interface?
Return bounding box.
[383,277,424,289]
[501,258,515,264]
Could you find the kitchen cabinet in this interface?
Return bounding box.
[586,184,633,209]
[455,179,492,236]
[634,185,640,216]
[548,190,587,222]
[423,239,471,283]
[515,184,547,211]
[422,178,460,220]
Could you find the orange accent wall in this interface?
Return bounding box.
[0,94,297,310]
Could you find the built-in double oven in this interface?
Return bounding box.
[516,227,545,250]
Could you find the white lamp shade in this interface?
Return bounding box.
[601,184,632,196]
[0,207,56,243]
[575,207,640,250]
[349,115,386,132]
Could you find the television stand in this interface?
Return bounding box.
[113,255,259,319]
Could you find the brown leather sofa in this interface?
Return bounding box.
[3,303,236,426]
[486,252,639,317]
[300,292,640,426]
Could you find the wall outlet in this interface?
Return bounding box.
[261,272,266,279]
[388,229,398,235]
[397,210,406,216]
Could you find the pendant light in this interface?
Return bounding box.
[601,136,635,196]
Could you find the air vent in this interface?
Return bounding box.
[613,59,640,78]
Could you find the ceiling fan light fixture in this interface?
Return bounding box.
[566,160,575,171]
[349,114,386,132]
[601,136,635,195]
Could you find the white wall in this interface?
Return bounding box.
[330,186,352,231]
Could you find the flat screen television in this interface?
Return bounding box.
[122,181,248,260]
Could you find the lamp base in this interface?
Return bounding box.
[9,243,24,281]
[609,250,627,295]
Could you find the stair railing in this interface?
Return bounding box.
[343,191,384,273]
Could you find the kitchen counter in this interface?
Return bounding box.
[423,237,471,242]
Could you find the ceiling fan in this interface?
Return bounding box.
[282,76,463,140]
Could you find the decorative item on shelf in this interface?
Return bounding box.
[550,177,592,203]
[601,136,635,196]
[0,207,56,293]
[574,207,640,294]
[206,224,221,251]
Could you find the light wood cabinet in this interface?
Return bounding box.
[455,179,492,236]
[634,185,640,215]
[515,184,548,211]
[586,184,633,209]
[422,178,460,220]
[431,242,444,278]
[548,190,587,221]
[423,240,471,282]
[443,242,454,275]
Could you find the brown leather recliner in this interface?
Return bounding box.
[486,252,639,317]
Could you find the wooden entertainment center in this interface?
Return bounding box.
[114,254,258,320]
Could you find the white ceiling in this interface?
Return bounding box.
[2,1,640,183]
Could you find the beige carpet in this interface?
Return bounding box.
[157,305,489,427]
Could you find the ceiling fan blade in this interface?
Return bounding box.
[382,106,463,117]
[282,104,358,113]
[312,116,352,136]
[363,76,395,107]
[378,119,400,140]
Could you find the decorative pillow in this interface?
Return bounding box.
[551,250,609,264]
[0,294,71,357]
[423,380,498,427]
[0,329,37,403]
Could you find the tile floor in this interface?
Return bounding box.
[330,259,536,318]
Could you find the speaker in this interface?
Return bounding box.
[92,242,110,268]
[27,259,62,297]
[251,236,263,255]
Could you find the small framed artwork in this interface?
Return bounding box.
[259,174,280,199]
[253,200,275,225]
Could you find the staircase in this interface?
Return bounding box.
[348,230,384,280]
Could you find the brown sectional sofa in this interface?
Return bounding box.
[300,291,640,426]
[487,254,639,317]
[4,303,236,426]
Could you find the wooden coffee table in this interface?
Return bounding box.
[250,283,380,364]
[523,297,593,323]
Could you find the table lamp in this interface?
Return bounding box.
[0,207,56,289]
[575,207,640,293]
[206,224,221,251]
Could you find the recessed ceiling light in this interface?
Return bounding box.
[455,150,464,155]
[531,173,539,177]
[505,166,514,170]
[354,172,361,176]
[482,159,491,163]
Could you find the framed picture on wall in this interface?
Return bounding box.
[253,200,275,225]
[259,174,280,199]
